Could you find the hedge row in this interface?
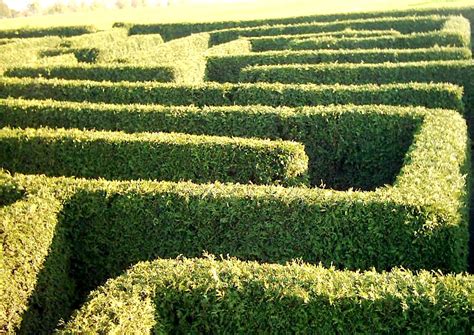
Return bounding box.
[208,15,450,45]
[240,60,474,112]
[1,105,469,333]
[127,15,446,43]
[0,100,420,190]
[206,47,471,83]
[5,64,177,83]
[0,37,63,71]
[246,29,402,51]
[63,30,165,64]
[0,127,308,186]
[116,5,474,42]
[62,257,474,334]
[205,38,252,56]
[0,25,97,39]
[0,77,464,111]
[31,33,210,83]
[284,30,469,52]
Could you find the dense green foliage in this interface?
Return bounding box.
[5,64,176,82]
[128,15,446,43]
[62,257,474,334]
[2,5,474,334]
[0,77,464,110]
[208,15,451,46]
[1,104,470,332]
[119,6,474,44]
[240,60,474,112]
[0,127,308,185]
[0,25,97,39]
[206,47,471,82]
[0,100,420,190]
[284,31,468,51]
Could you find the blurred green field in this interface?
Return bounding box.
[0,0,473,29]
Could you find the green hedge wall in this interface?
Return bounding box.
[208,15,449,46]
[285,31,468,52]
[117,6,474,43]
[5,64,176,83]
[0,173,73,334]
[0,37,63,72]
[205,38,252,56]
[206,47,471,83]
[0,100,421,190]
[1,105,469,333]
[240,60,474,113]
[247,29,402,51]
[128,15,446,43]
[0,77,464,111]
[62,257,474,334]
[0,127,308,186]
[63,31,165,64]
[0,25,97,39]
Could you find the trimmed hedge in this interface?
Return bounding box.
[240,60,474,112]
[285,31,469,52]
[0,127,308,186]
[0,25,97,39]
[208,15,450,46]
[62,257,474,334]
[1,105,470,333]
[0,37,63,71]
[247,29,402,51]
[206,47,471,82]
[5,64,176,83]
[0,100,421,190]
[60,29,165,64]
[128,15,446,43]
[117,5,474,42]
[0,77,464,111]
[205,38,252,56]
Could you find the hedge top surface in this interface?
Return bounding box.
[0,76,464,111]
[61,256,474,334]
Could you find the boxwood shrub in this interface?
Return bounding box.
[285,30,468,52]
[62,257,474,334]
[1,104,469,332]
[118,6,474,43]
[206,47,471,82]
[240,59,474,112]
[0,127,308,186]
[5,64,177,83]
[128,15,446,43]
[0,77,464,111]
[208,15,450,45]
[0,100,422,190]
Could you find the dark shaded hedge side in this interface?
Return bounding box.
[0,26,97,39]
[0,77,464,111]
[206,47,471,83]
[0,127,309,186]
[62,257,474,334]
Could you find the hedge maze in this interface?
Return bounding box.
[1,5,474,334]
